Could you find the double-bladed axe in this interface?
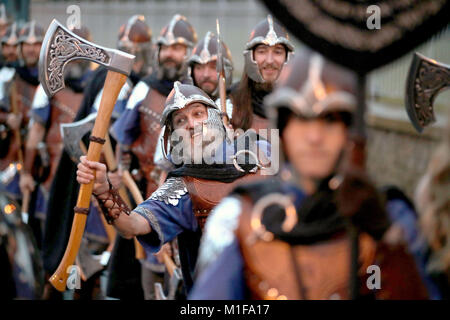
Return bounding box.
[39,19,135,291]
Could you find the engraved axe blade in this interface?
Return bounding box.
[39,19,134,97]
[405,52,450,133]
[60,112,97,163]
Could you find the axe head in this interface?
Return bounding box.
[60,112,97,163]
[39,19,135,97]
[405,52,450,133]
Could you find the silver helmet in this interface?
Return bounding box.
[161,81,219,126]
[117,15,152,54]
[265,49,357,131]
[117,15,154,74]
[1,22,19,46]
[157,14,197,59]
[244,15,294,83]
[18,20,45,44]
[188,31,233,99]
[160,81,226,162]
[0,3,8,28]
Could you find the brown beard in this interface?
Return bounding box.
[24,55,39,67]
[157,58,185,81]
[198,80,217,95]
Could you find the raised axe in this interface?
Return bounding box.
[39,19,135,291]
[405,52,450,133]
[60,113,146,261]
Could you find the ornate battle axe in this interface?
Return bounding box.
[405,52,450,133]
[39,19,135,291]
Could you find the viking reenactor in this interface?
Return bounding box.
[0,22,20,67]
[76,82,269,296]
[0,21,44,207]
[190,51,430,300]
[188,31,233,106]
[112,14,197,198]
[0,22,20,180]
[110,14,197,299]
[227,15,294,132]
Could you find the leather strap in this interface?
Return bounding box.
[94,178,131,224]
[89,135,106,145]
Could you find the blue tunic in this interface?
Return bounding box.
[134,193,197,254]
[133,181,199,290]
[111,81,149,146]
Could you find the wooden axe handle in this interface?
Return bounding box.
[162,252,178,278]
[49,71,128,292]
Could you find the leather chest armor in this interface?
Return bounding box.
[131,88,167,197]
[43,88,83,190]
[183,173,267,231]
[236,196,429,300]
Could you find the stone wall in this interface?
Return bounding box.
[366,119,442,200]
